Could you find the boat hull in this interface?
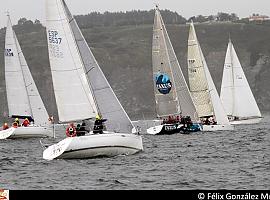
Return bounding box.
[146,123,202,135]
[5,126,53,139]
[43,133,143,160]
[202,124,234,131]
[229,117,262,125]
[0,127,16,139]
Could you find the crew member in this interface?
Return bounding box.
[3,123,9,130]
[93,114,107,134]
[22,118,30,127]
[13,118,20,128]
[76,124,86,136]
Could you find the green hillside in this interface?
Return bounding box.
[1,13,270,123]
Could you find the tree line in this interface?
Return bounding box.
[1,10,269,34]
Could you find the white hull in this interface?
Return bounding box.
[0,126,53,139]
[43,133,143,160]
[146,125,163,135]
[202,124,234,131]
[0,127,16,139]
[229,117,262,125]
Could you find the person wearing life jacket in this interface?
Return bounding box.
[3,123,9,130]
[66,123,76,137]
[93,114,107,134]
[12,118,20,128]
[22,118,30,127]
[76,124,86,136]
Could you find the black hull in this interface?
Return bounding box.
[156,123,202,135]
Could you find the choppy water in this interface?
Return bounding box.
[0,116,270,190]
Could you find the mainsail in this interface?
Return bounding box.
[152,8,198,120]
[188,22,229,125]
[187,22,213,117]
[220,39,261,118]
[5,15,49,125]
[46,0,135,133]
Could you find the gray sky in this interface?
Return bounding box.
[0,0,270,28]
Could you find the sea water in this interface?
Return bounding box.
[0,116,269,190]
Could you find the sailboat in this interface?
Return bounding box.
[220,38,262,124]
[0,14,53,139]
[187,22,234,131]
[42,0,143,160]
[146,6,202,135]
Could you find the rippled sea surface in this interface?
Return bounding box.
[1,116,270,190]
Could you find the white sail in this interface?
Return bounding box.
[200,46,230,125]
[220,39,261,118]
[220,40,234,116]
[46,0,135,134]
[188,22,229,125]
[5,15,49,125]
[5,16,32,118]
[188,22,213,117]
[46,0,98,123]
[152,8,198,121]
[15,31,49,126]
[152,9,179,117]
[159,9,199,121]
[61,0,135,133]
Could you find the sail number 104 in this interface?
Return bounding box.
[48,30,62,44]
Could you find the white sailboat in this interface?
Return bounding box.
[146,6,202,135]
[187,22,234,131]
[0,14,53,139]
[220,38,262,124]
[42,0,143,160]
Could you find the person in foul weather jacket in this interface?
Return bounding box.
[93,115,107,134]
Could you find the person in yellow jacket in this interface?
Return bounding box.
[93,114,107,134]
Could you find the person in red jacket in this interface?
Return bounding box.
[3,123,9,130]
[22,118,30,127]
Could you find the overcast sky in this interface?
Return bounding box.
[0,0,270,28]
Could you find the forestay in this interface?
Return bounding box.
[5,15,49,125]
[220,39,261,118]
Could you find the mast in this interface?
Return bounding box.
[229,37,236,116]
